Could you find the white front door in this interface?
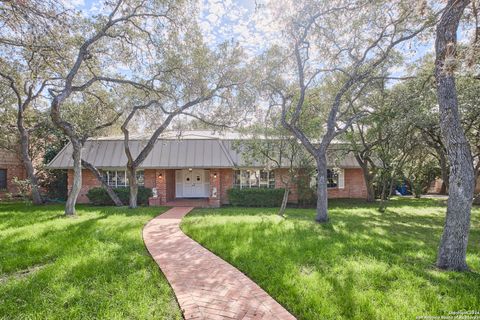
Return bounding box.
[183,170,205,197]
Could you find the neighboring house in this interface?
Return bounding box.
[428,177,480,195]
[47,131,368,207]
[0,148,27,199]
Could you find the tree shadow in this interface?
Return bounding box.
[0,204,180,319]
[182,198,480,319]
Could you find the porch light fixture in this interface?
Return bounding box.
[158,173,163,179]
[188,168,193,172]
[213,172,217,179]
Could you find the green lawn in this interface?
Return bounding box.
[0,203,182,320]
[181,198,480,320]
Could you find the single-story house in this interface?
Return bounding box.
[47,131,369,207]
[0,148,27,199]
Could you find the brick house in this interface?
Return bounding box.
[0,148,27,199]
[427,177,480,195]
[47,131,368,207]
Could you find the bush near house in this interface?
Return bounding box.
[227,188,284,207]
[87,186,152,206]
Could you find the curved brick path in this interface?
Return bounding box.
[143,207,296,320]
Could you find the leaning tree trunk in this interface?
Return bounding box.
[315,154,329,223]
[81,159,123,206]
[279,185,289,218]
[65,141,83,216]
[17,110,43,204]
[127,165,138,209]
[435,0,475,271]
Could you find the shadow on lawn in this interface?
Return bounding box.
[0,204,160,274]
[182,198,480,319]
[0,204,180,319]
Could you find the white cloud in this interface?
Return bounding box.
[197,0,280,56]
[60,0,85,9]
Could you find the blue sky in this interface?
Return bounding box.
[66,0,458,78]
[70,0,276,56]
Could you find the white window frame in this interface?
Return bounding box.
[310,168,345,189]
[234,169,275,189]
[101,170,144,187]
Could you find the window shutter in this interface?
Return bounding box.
[0,169,6,189]
[338,169,345,189]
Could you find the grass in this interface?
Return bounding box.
[181,198,480,320]
[0,203,182,320]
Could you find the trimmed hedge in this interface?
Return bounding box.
[227,188,285,207]
[86,186,152,206]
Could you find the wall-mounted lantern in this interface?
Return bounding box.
[158,173,163,179]
[213,172,217,179]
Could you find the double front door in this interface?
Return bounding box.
[176,169,209,198]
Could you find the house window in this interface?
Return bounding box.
[310,169,341,188]
[101,170,144,187]
[233,169,275,189]
[327,169,338,188]
[0,169,6,190]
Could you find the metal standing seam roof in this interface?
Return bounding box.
[47,137,362,169]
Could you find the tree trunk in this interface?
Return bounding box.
[279,186,289,217]
[438,151,449,194]
[315,155,329,223]
[474,168,480,204]
[362,167,375,202]
[435,0,475,271]
[19,135,42,205]
[65,141,82,216]
[127,165,138,209]
[17,109,43,205]
[356,156,375,202]
[365,175,375,202]
[81,159,123,206]
[378,176,388,213]
[388,176,396,199]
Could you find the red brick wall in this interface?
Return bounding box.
[0,148,27,198]
[427,177,480,194]
[144,169,156,189]
[68,169,163,204]
[427,178,444,194]
[208,169,222,207]
[67,169,101,203]
[274,169,299,203]
[165,169,175,201]
[327,168,367,198]
[274,168,368,201]
[219,168,234,205]
[146,169,175,205]
[68,167,368,205]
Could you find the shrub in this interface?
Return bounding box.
[87,186,152,206]
[295,173,317,207]
[227,188,285,207]
[41,169,68,201]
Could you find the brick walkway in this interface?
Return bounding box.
[143,207,296,320]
